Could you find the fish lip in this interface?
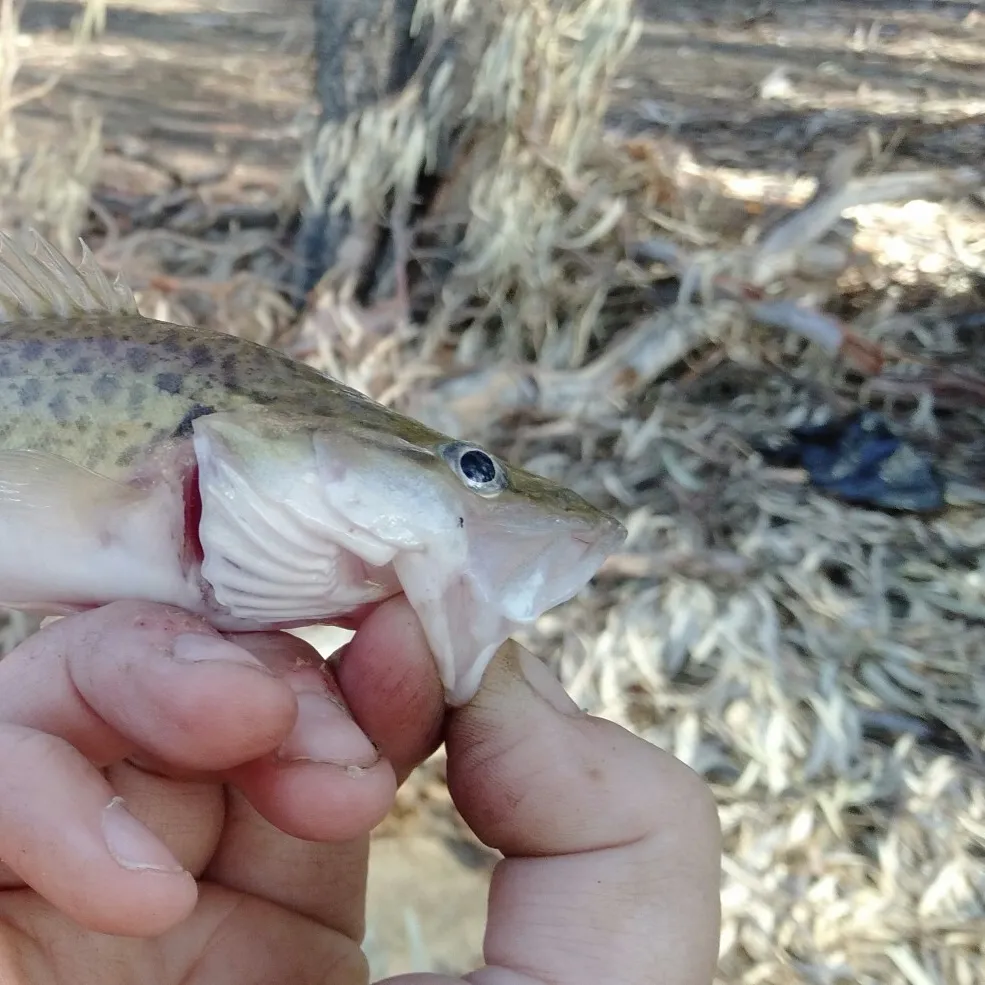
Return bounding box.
[467,498,624,535]
[396,500,625,706]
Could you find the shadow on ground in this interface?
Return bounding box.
[15,0,314,179]
[619,0,985,171]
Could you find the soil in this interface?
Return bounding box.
[14,0,313,190]
[621,0,985,172]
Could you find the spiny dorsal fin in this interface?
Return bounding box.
[0,230,139,322]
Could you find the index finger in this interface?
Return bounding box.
[0,600,298,769]
[203,595,447,935]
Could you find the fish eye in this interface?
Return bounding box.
[440,442,507,496]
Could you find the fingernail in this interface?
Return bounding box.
[515,646,583,716]
[277,690,379,767]
[171,633,274,674]
[102,797,186,874]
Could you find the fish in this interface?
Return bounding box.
[0,231,625,705]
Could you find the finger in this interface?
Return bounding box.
[0,604,394,899]
[104,759,225,877]
[106,627,396,843]
[205,598,445,931]
[0,602,397,823]
[0,723,197,937]
[383,642,722,985]
[221,632,397,843]
[0,885,370,985]
[333,595,446,783]
[205,788,371,941]
[160,886,369,985]
[0,601,299,772]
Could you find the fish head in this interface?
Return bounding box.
[192,408,626,705]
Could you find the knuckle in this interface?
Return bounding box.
[661,755,722,847]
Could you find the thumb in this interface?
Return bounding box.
[380,642,722,985]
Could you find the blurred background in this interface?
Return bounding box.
[1,0,984,980]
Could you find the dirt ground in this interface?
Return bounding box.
[624,0,985,169]
[17,1,984,223]
[4,0,985,979]
[15,0,311,186]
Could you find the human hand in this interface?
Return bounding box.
[0,597,721,984]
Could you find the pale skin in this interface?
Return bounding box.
[0,596,722,984]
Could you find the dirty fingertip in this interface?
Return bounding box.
[470,640,582,717]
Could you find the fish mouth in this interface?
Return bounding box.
[392,502,626,705]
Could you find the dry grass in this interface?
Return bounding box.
[0,0,106,249]
[295,2,985,982]
[1,1,984,983]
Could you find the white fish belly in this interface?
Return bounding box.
[0,449,201,614]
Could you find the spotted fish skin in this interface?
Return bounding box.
[0,232,625,705]
[0,313,450,477]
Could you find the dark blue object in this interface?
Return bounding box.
[756,411,945,512]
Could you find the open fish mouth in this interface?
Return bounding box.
[394,503,625,704]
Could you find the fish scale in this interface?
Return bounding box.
[0,312,432,475]
[0,232,625,705]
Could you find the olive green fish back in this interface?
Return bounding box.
[0,232,445,478]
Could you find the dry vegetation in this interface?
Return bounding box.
[1,0,985,982]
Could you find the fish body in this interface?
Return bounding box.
[0,232,625,704]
